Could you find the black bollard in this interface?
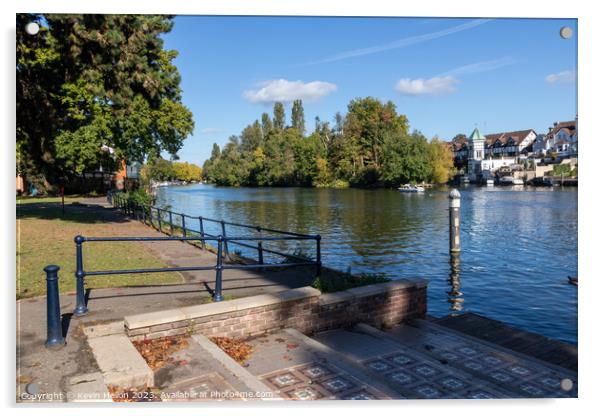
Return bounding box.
[45,265,65,349]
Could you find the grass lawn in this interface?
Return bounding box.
[16,197,183,299]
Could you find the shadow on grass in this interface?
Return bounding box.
[16,202,130,224]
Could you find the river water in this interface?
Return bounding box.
[155,184,578,344]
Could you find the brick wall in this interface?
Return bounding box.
[125,279,427,341]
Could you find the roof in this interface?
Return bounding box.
[548,121,576,139]
[485,129,535,147]
[468,128,486,142]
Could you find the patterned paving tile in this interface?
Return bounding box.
[321,375,359,394]
[383,352,415,367]
[364,358,396,373]
[341,389,381,400]
[297,363,336,381]
[384,369,419,386]
[264,370,305,390]
[402,329,578,398]
[281,385,327,401]
[260,361,391,400]
[406,363,443,379]
[436,376,469,392]
[411,384,444,399]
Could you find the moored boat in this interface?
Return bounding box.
[398,184,425,193]
[499,176,523,186]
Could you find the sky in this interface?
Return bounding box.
[162,16,577,165]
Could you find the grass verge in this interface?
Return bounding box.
[16,197,183,299]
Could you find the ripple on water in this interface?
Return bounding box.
[157,185,577,343]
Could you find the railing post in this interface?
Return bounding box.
[169,211,174,235]
[181,214,186,237]
[44,265,65,349]
[73,235,88,316]
[158,208,163,233]
[149,207,155,228]
[256,226,264,264]
[316,235,322,277]
[199,217,206,249]
[214,236,224,302]
[221,220,229,259]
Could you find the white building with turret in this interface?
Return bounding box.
[466,128,517,182]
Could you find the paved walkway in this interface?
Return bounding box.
[17,198,315,401]
[137,319,577,401]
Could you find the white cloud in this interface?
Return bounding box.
[303,19,492,65]
[395,76,459,96]
[545,70,576,84]
[200,127,221,134]
[243,79,337,104]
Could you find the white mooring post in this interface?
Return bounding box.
[449,189,461,253]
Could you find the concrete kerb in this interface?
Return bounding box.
[191,334,279,401]
[87,334,154,389]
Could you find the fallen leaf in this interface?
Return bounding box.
[211,336,253,364]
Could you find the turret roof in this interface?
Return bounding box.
[468,128,486,142]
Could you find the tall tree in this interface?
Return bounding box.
[291,99,305,135]
[273,102,285,131]
[261,112,273,138]
[17,14,194,192]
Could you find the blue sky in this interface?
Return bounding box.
[162,16,577,165]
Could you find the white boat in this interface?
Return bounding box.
[499,176,524,186]
[398,184,425,193]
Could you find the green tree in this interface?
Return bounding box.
[148,158,175,181]
[261,112,273,138]
[240,121,263,153]
[344,97,409,172]
[380,131,431,186]
[17,14,194,192]
[291,99,305,135]
[273,102,285,131]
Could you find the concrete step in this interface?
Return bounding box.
[313,326,512,399]
[240,328,400,400]
[357,319,577,398]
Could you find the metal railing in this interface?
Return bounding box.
[109,191,320,265]
[71,233,320,316]
[43,192,322,347]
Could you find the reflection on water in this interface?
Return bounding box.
[156,184,577,343]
